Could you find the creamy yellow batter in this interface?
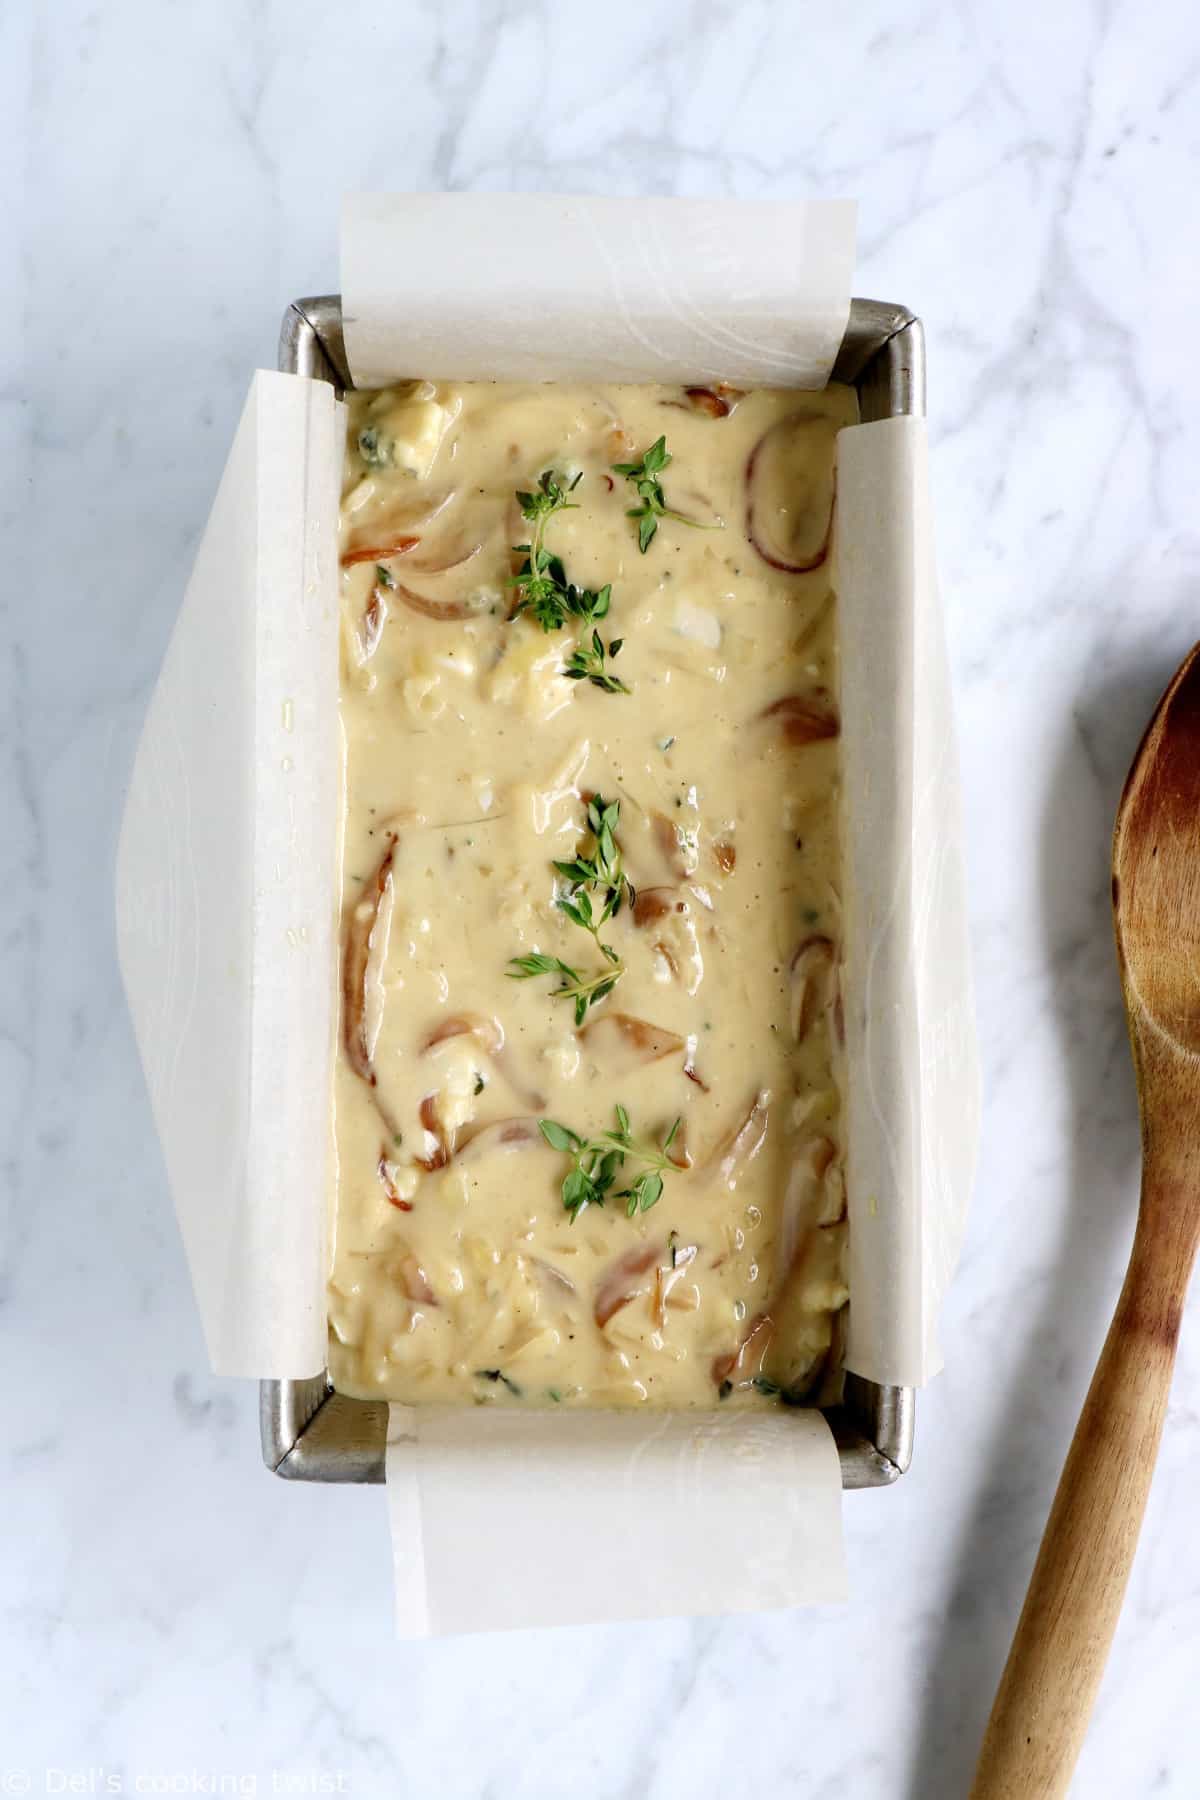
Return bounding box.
[328,377,855,1408]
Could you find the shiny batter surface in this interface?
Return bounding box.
[328,376,855,1408]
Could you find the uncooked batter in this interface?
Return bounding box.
[328,376,855,1408]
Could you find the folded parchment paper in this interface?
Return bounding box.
[342,192,857,389]
[116,370,341,1379]
[115,193,978,1636]
[837,418,978,1389]
[388,1406,846,1635]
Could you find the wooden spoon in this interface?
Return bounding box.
[971,643,1200,1798]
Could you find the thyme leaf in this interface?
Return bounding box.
[538,1106,684,1222]
[506,952,621,1027]
[510,469,583,628]
[509,472,630,693]
[563,626,630,695]
[611,435,721,554]
[552,794,635,952]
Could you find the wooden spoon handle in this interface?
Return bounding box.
[971,1218,1185,1800]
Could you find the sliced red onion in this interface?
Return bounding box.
[416,1094,453,1171]
[528,1254,577,1298]
[705,1089,771,1188]
[662,383,746,418]
[341,487,458,565]
[455,1117,543,1164]
[342,532,420,569]
[651,1243,698,1327]
[377,1151,413,1212]
[760,692,840,746]
[403,536,485,575]
[745,414,837,572]
[777,1135,837,1278]
[711,1311,773,1387]
[632,886,686,927]
[665,1117,693,1168]
[359,587,388,661]
[682,1035,710,1094]
[390,579,479,622]
[682,385,743,418]
[342,834,398,1088]
[420,1014,544,1110]
[578,1011,686,1067]
[421,1013,505,1057]
[594,1243,662,1327]
[789,936,837,1041]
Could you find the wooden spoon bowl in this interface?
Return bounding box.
[972,642,1200,1799]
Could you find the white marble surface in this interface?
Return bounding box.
[4,0,1200,1793]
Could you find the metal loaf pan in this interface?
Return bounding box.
[262,294,922,1489]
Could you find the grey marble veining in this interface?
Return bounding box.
[3,0,1200,1794]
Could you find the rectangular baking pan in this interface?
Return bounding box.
[262,294,922,1489]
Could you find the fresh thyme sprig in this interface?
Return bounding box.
[538,1106,684,1222]
[611,435,721,554]
[510,470,585,629]
[507,798,635,1020]
[507,952,621,1027]
[552,795,635,957]
[509,473,630,694]
[607,1105,683,1214]
[564,627,629,695]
